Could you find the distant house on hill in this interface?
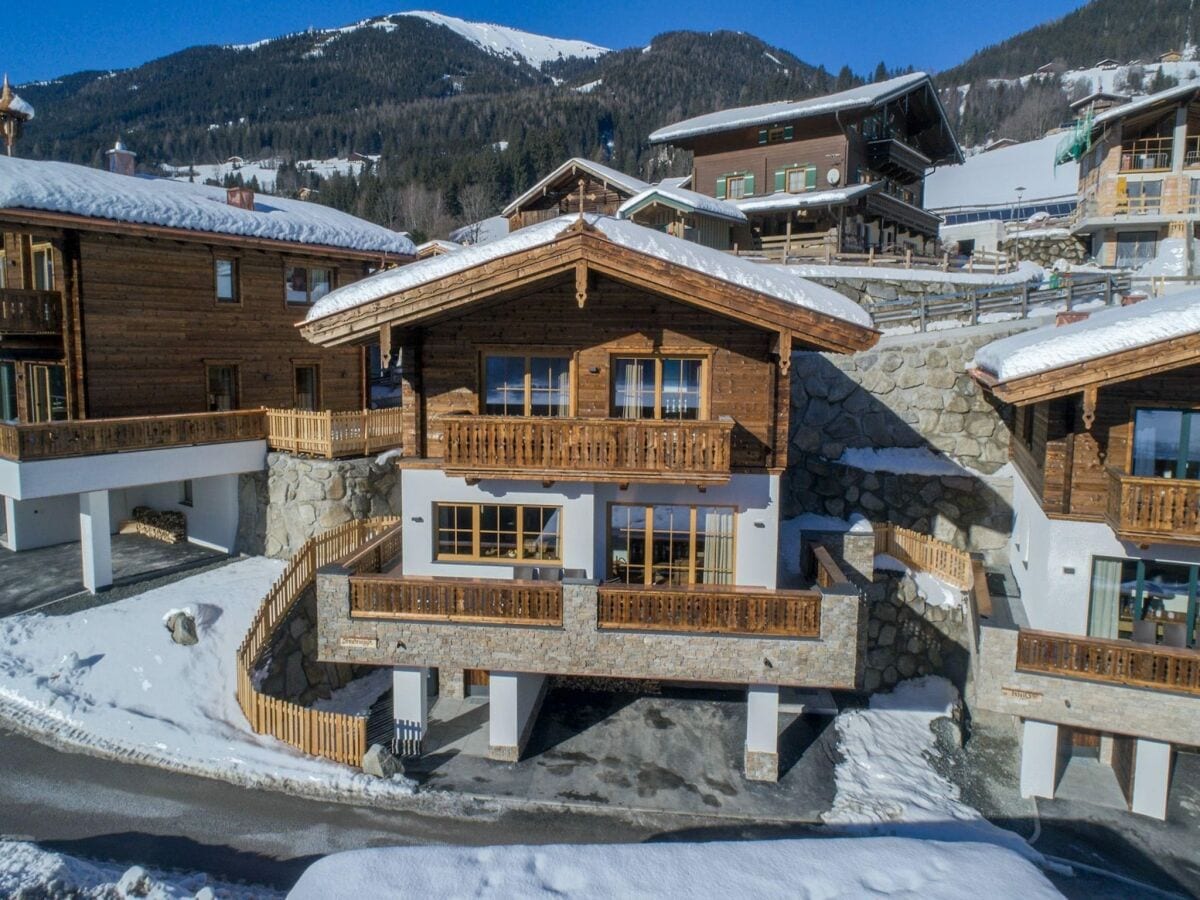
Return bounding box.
[1159,49,1183,63]
[1095,58,1122,70]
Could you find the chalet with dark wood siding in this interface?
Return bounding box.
[648,73,962,260]
[301,213,880,779]
[0,149,413,591]
[967,293,1200,820]
[501,158,650,232]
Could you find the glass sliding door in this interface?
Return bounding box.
[27,363,67,422]
[611,356,703,420]
[1091,556,1199,646]
[1132,408,1200,479]
[607,503,735,586]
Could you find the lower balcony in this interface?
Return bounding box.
[1105,467,1200,545]
[350,575,563,626]
[1015,628,1200,696]
[596,583,821,637]
[440,415,735,484]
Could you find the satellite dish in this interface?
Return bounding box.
[826,167,841,185]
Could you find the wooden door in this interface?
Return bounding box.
[294,364,320,411]
[27,363,67,422]
[207,364,239,411]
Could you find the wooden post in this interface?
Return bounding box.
[784,217,793,260]
[970,290,979,326]
[918,293,927,333]
[1066,279,1074,311]
[905,248,912,269]
[942,251,949,272]
[868,246,875,267]
[1105,276,1113,306]
[1021,282,1030,319]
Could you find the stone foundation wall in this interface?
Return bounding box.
[237,452,403,558]
[806,271,1037,310]
[863,571,971,693]
[256,586,366,706]
[788,326,1026,561]
[1002,234,1089,267]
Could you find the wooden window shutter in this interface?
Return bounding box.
[758,128,768,145]
[715,176,728,199]
[743,173,755,196]
[784,125,794,141]
[806,166,818,190]
[774,169,786,192]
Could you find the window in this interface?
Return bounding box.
[0,361,16,422]
[612,356,703,420]
[434,503,562,563]
[294,364,320,411]
[1125,179,1162,213]
[1132,409,1200,479]
[726,175,747,200]
[483,354,570,416]
[716,173,754,200]
[31,244,54,291]
[206,364,239,411]
[26,364,67,422]
[1089,556,1197,646]
[365,342,402,410]
[0,251,6,289]
[285,266,333,305]
[215,258,239,303]
[1114,231,1157,268]
[608,504,734,586]
[180,480,194,507]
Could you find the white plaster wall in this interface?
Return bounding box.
[489,671,546,748]
[118,474,241,553]
[2,494,79,551]
[1009,469,1200,635]
[940,220,1006,254]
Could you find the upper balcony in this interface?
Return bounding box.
[1119,136,1173,172]
[440,414,735,485]
[0,289,62,336]
[865,138,930,184]
[1105,467,1200,545]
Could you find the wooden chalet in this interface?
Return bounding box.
[302,213,878,777]
[501,158,650,232]
[648,73,962,260]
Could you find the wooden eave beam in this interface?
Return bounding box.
[0,209,411,264]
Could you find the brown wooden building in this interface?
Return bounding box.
[501,158,650,232]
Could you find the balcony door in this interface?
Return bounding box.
[608,504,734,586]
[1132,408,1200,479]
[294,364,320,411]
[482,354,570,416]
[0,361,16,422]
[206,364,239,412]
[1089,556,1197,647]
[27,363,67,423]
[611,356,704,420]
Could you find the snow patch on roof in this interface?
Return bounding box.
[925,134,1077,212]
[789,260,1043,286]
[618,185,747,223]
[735,183,880,214]
[971,290,1200,382]
[0,156,414,255]
[649,72,932,144]
[307,215,873,329]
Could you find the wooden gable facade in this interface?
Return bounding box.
[503,161,648,234]
[0,213,407,423]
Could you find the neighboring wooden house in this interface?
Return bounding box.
[616,185,751,250]
[647,73,962,257]
[501,158,649,232]
[968,295,1200,820]
[300,213,879,778]
[415,239,462,259]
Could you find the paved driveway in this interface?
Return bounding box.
[0,535,223,616]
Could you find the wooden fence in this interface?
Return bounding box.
[350,576,563,626]
[873,523,974,590]
[813,544,851,589]
[596,584,821,637]
[1016,629,1200,696]
[265,408,404,459]
[235,517,400,767]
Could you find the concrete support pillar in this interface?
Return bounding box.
[841,519,876,586]
[392,666,429,757]
[1019,719,1066,799]
[79,490,112,593]
[744,684,780,782]
[1131,738,1173,820]
[1172,104,1188,173]
[488,671,547,762]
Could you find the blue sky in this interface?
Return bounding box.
[12,1,1088,83]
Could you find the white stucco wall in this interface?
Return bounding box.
[1010,470,1200,634]
[398,469,780,586]
[2,494,80,551]
[117,474,241,553]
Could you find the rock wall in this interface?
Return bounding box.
[238,452,403,559]
[788,325,1027,561]
[256,586,365,706]
[1002,233,1089,267]
[805,270,1037,310]
[863,571,971,693]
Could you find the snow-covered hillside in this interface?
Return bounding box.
[229,10,608,70]
[161,155,377,191]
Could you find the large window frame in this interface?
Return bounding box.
[607,503,736,587]
[609,353,709,421]
[433,502,563,565]
[1088,555,1198,646]
[479,351,574,417]
[1131,407,1200,480]
[284,264,335,306]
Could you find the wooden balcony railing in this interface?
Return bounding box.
[0,409,267,462]
[0,289,62,335]
[1105,467,1200,544]
[349,575,563,626]
[596,583,821,637]
[1016,628,1200,696]
[441,415,734,483]
[1119,136,1173,172]
[266,408,403,459]
[1186,135,1200,167]
[874,523,973,589]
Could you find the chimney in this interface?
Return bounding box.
[226,186,255,210]
[105,139,137,176]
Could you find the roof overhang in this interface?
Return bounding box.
[299,219,878,354]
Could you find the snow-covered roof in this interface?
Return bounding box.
[416,239,462,255]
[0,155,415,256]
[306,214,872,330]
[656,175,693,190]
[501,158,650,217]
[971,291,1200,382]
[649,73,933,144]
[618,185,747,223]
[735,183,880,214]
[925,134,1078,212]
[0,77,34,121]
[1094,82,1200,128]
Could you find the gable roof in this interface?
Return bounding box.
[647,73,961,165]
[617,185,747,223]
[501,158,650,217]
[969,292,1200,402]
[1093,82,1200,129]
[0,155,414,258]
[301,214,876,352]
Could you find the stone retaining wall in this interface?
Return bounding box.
[1002,234,1089,268]
[256,586,365,706]
[805,271,1037,310]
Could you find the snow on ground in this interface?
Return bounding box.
[972,289,1200,381]
[290,835,1061,899]
[837,446,971,477]
[162,156,376,192]
[0,558,417,802]
[874,555,965,609]
[313,667,392,714]
[449,214,509,246]
[0,840,283,899]
[823,676,1039,862]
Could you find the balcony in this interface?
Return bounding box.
[866,138,930,184]
[1105,467,1200,545]
[1016,628,1200,696]
[441,415,735,484]
[0,289,62,336]
[349,575,563,627]
[1119,136,1173,172]
[596,584,821,637]
[265,407,403,459]
[1185,135,1200,167]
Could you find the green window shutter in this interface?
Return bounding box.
[758,128,768,145]
[743,173,755,196]
[774,169,786,193]
[806,166,818,190]
[783,125,794,141]
[715,176,727,199]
